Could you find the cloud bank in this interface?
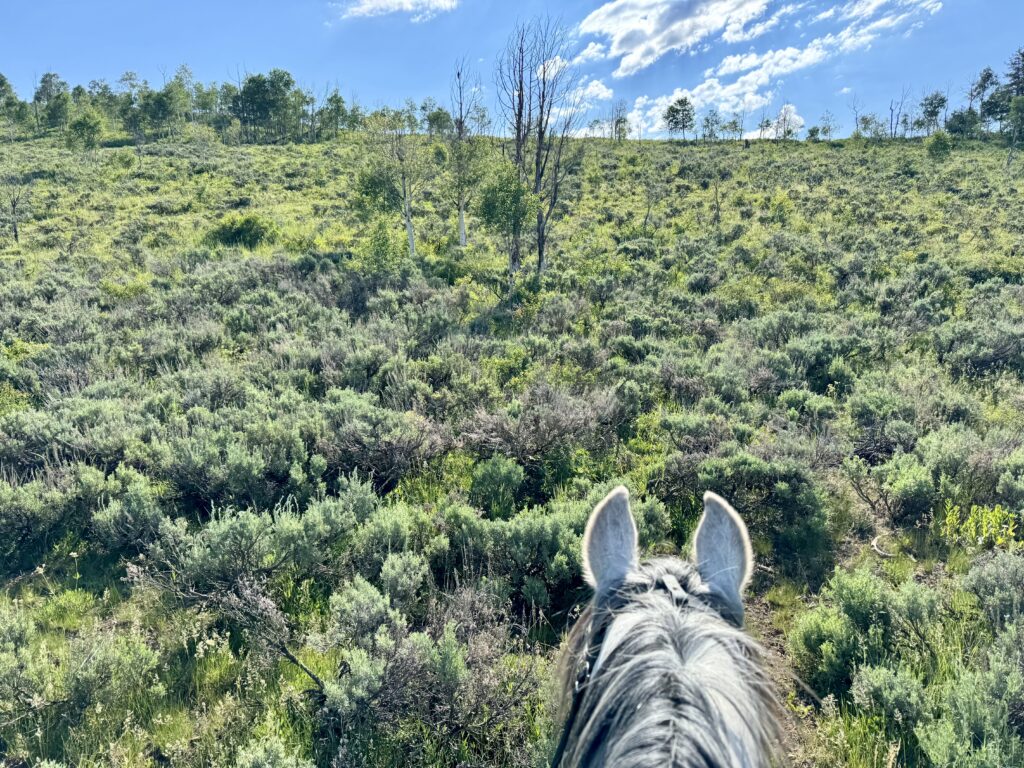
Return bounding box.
[582,0,943,133]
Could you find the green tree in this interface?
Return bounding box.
[0,74,17,116]
[0,74,29,137]
[982,86,1012,132]
[420,97,454,137]
[1009,95,1024,147]
[86,79,119,124]
[701,108,722,142]
[115,71,147,138]
[66,108,103,149]
[44,92,71,131]
[33,72,69,130]
[819,110,838,140]
[230,69,298,142]
[721,117,742,140]
[970,67,999,115]
[363,105,425,259]
[856,113,887,140]
[477,159,539,276]
[611,99,630,141]
[663,95,695,138]
[320,89,348,139]
[946,108,981,138]
[140,79,189,138]
[919,90,948,134]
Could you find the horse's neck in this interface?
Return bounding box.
[585,608,770,768]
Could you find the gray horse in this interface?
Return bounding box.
[552,486,783,767]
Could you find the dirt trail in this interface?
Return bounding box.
[745,593,815,767]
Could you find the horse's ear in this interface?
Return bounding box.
[693,491,753,606]
[583,486,638,592]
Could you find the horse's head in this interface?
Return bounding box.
[554,486,782,768]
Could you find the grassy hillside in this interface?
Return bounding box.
[1,135,1023,767]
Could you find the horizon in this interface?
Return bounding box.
[3,1,1022,138]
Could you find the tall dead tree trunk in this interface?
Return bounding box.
[496,17,580,278]
[496,24,532,271]
[450,59,483,248]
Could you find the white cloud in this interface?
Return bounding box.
[714,43,828,77]
[579,0,773,78]
[579,0,942,78]
[723,2,805,43]
[839,0,889,20]
[540,56,571,78]
[334,0,458,22]
[582,78,614,102]
[621,0,944,134]
[572,78,616,119]
[572,41,608,66]
[630,39,826,127]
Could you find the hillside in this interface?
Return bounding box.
[2,135,1024,767]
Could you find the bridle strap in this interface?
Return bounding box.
[550,607,612,768]
[658,574,689,608]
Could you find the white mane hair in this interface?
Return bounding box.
[554,487,783,768]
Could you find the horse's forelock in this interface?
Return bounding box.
[556,557,783,768]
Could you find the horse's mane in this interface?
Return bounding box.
[556,557,783,768]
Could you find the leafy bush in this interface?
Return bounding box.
[321,387,444,493]
[925,130,952,160]
[789,568,909,696]
[884,453,936,524]
[379,551,430,612]
[696,450,831,577]
[851,665,926,727]
[91,465,166,552]
[206,212,279,248]
[469,454,525,519]
[789,605,861,695]
[66,109,103,150]
[235,735,314,768]
[941,500,1020,550]
[962,551,1024,629]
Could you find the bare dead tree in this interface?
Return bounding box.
[848,93,863,135]
[1,171,30,244]
[495,17,582,275]
[611,99,630,141]
[757,108,770,140]
[889,86,910,139]
[449,58,484,247]
[819,110,838,140]
[494,24,531,273]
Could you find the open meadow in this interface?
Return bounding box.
[1,127,1023,767]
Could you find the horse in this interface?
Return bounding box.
[551,486,783,767]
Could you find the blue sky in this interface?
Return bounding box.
[3,1,1021,136]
